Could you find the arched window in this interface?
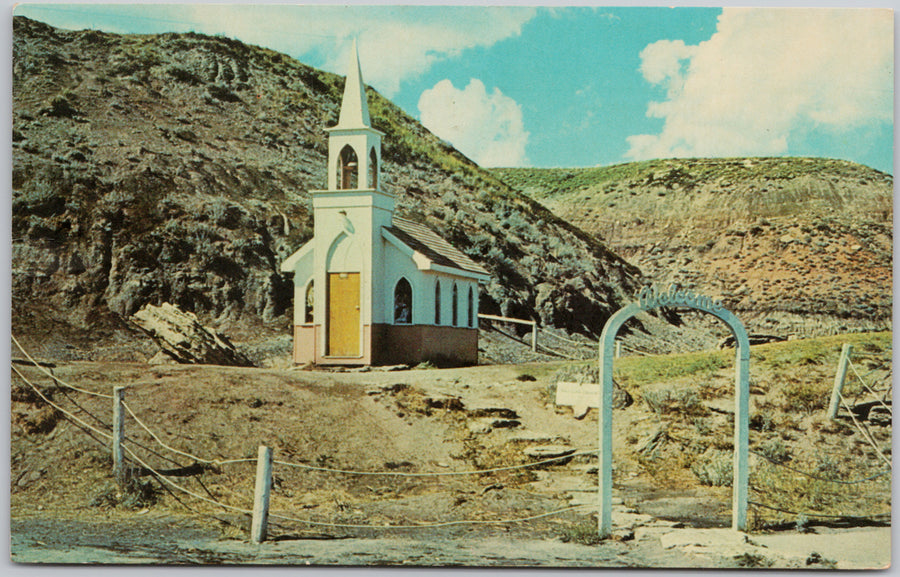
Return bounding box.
[338,145,358,190]
[452,282,459,327]
[304,280,314,324]
[434,281,441,325]
[394,278,412,324]
[369,148,378,190]
[468,286,474,328]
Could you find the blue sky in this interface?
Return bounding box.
[13,4,895,174]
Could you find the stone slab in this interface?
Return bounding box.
[555,381,599,416]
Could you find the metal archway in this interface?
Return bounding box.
[597,286,750,537]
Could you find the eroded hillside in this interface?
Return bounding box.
[494,158,892,337]
[12,16,642,358]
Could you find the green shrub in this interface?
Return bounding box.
[558,519,602,546]
[90,476,159,510]
[814,453,841,478]
[642,388,707,417]
[756,438,791,464]
[749,411,776,432]
[781,380,827,413]
[14,182,65,216]
[691,450,733,486]
[46,92,79,118]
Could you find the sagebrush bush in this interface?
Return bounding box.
[756,438,791,464]
[15,182,64,216]
[166,64,200,84]
[642,388,707,417]
[102,189,135,209]
[557,519,602,546]
[781,380,827,413]
[554,364,599,384]
[691,450,733,486]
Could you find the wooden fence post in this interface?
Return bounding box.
[251,445,274,543]
[827,344,853,420]
[112,386,126,487]
[615,340,622,359]
[531,322,537,352]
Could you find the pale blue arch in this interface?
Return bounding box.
[597,289,750,537]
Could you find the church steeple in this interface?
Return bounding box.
[325,39,383,192]
[336,39,371,129]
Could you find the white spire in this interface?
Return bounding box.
[336,38,371,129]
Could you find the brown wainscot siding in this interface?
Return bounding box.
[371,324,478,366]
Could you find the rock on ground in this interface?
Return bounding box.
[130,303,253,367]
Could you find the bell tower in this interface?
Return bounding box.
[308,40,393,362]
[325,39,383,193]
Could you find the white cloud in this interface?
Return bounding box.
[626,8,893,161]
[418,79,530,168]
[638,39,696,88]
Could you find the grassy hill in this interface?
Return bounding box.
[493,157,892,337]
[12,16,643,358]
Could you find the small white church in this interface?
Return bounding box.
[280,43,490,366]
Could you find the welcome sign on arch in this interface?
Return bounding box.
[596,285,750,538]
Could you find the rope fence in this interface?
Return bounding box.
[616,341,652,356]
[825,346,892,470]
[11,364,113,442]
[11,343,603,541]
[539,330,589,348]
[747,444,891,527]
[848,358,892,416]
[121,442,256,516]
[10,334,893,542]
[839,393,892,469]
[273,449,598,477]
[748,500,891,522]
[11,335,113,399]
[742,343,893,527]
[749,449,891,485]
[122,400,257,468]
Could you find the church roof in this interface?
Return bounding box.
[336,39,371,129]
[385,217,490,279]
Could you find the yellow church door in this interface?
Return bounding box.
[327,272,361,357]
